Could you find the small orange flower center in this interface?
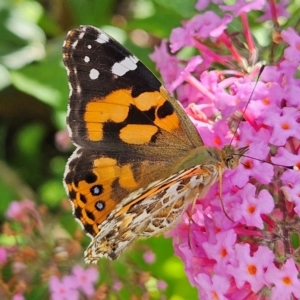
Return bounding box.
[282,276,292,285]
[212,291,219,300]
[281,123,290,130]
[247,205,256,214]
[215,227,221,233]
[247,264,257,275]
[235,98,241,105]
[220,248,227,258]
[213,137,221,146]
[262,98,270,105]
[243,160,253,169]
[296,43,300,51]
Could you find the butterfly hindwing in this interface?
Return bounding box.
[84,165,212,261]
[64,147,180,238]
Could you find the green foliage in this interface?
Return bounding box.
[0,0,197,299]
[153,0,198,18]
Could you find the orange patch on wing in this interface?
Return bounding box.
[119,164,139,189]
[84,87,180,142]
[93,157,121,186]
[86,89,134,122]
[154,112,179,132]
[135,90,164,111]
[134,87,180,133]
[72,157,123,227]
[67,181,99,234]
[155,87,180,132]
[68,158,121,227]
[84,122,103,141]
[119,124,158,144]
[84,89,135,141]
[94,157,117,168]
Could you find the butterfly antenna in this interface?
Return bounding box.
[242,154,297,170]
[229,65,265,146]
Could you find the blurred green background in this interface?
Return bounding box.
[0,0,198,298]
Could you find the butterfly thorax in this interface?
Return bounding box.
[174,145,248,173]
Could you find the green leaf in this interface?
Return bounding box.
[0,179,18,217]
[39,179,66,208]
[64,0,116,26]
[127,10,183,37]
[0,0,45,67]
[10,45,68,109]
[153,0,197,18]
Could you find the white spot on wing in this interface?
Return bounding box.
[68,82,72,97]
[75,84,81,93]
[87,45,92,49]
[89,68,99,80]
[96,32,109,43]
[72,40,78,48]
[111,55,139,76]
[65,66,70,76]
[84,56,90,63]
[67,123,72,139]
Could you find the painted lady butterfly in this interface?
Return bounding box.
[62,25,248,263]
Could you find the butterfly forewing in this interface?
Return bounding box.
[63,26,203,151]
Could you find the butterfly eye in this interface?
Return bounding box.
[95,201,105,211]
[226,158,236,169]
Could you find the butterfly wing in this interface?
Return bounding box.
[63,25,206,261]
[63,26,203,152]
[64,147,178,238]
[84,165,217,262]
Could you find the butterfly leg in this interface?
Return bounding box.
[186,192,199,249]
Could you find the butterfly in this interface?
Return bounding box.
[62,25,248,263]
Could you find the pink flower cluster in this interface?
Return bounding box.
[151,0,300,299]
[2,200,100,299]
[49,266,98,300]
